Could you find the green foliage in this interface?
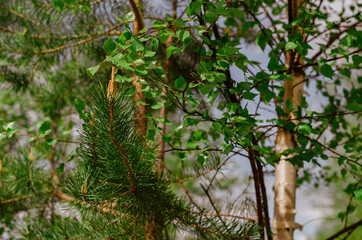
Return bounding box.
[0,0,361,239]
[38,84,260,239]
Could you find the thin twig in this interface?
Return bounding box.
[0,132,79,144]
[3,24,124,55]
[0,196,27,205]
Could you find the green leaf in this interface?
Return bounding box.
[4,122,18,137]
[298,123,312,134]
[79,4,91,15]
[192,131,202,141]
[53,0,64,11]
[267,55,278,71]
[255,32,266,51]
[197,153,208,166]
[115,75,133,83]
[56,163,65,173]
[162,135,173,142]
[73,5,79,15]
[213,122,222,131]
[28,137,36,142]
[87,65,99,77]
[131,38,144,51]
[222,143,234,155]
[104,38,117,52]
[175,76,187,90]
[0,133,6,141]
[205,11,217,24]
[243,92,258,100]
[125,12,135,21]
[320,64,333,79]
[151,102,164,109]
[352,54,362,66]
[186,0,202,16]
[340,168,347,177]
[337,157,347,166]
[276,107,288,117]
[4,122,15,131]
[117,30,132,44]
[46,139,58,145]
[354,189,362,204]
[345,102,362,111]
[166,46,177,58]
[39,121,51,137]
[285,42,298,50]
[75,99,85,113]
[176,30,190,43]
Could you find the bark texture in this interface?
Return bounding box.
[272,0,305,239]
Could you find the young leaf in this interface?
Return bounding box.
[0,133,6,141]
[354,189,362,205]
[125,12,135,21]
[166,46,177,59]
[56,163,65,173]
[268,55,279,71]
[79,4,91,15]
[46,139,58,145]
[285,42,298,50]
[87,65,100,77]
[39,121,51,137]
[175,76,187,90]
[320,64,333,79]
[53,0,65,11]
[75,99,85,113]
[104,38,117,52]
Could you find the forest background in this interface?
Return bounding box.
[0,0,361,239]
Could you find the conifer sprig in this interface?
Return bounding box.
[56,84,260,239]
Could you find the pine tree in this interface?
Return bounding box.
[24,82,260,239]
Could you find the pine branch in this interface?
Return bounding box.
[0,195,27,205]
[0,132,79,144]
[1,23,124,55]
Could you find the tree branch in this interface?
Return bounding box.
[326,219,362,240]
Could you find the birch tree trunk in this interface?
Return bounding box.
[272,0,304,239]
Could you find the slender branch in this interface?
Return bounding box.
[170,163,220,183]
[304,0,325,42]
[28,61,40,83]
[240,2,283,65]
[0,132,79,144]
[0,26,15,33]
[247,148,264,237]
[175,214,246,240]
[40,0,106,8]
[107,69,137,192]
[53,190,119,215]
[311,21,361,62]
[96,189,132,204]
[201,212,256,222]
[2,24,124,55]
[5,8,38,25]
[0,26,97,40]
[180,181,203,212]
[0,196,27,205]
[326,219,362,240]
[200,184,229,230]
